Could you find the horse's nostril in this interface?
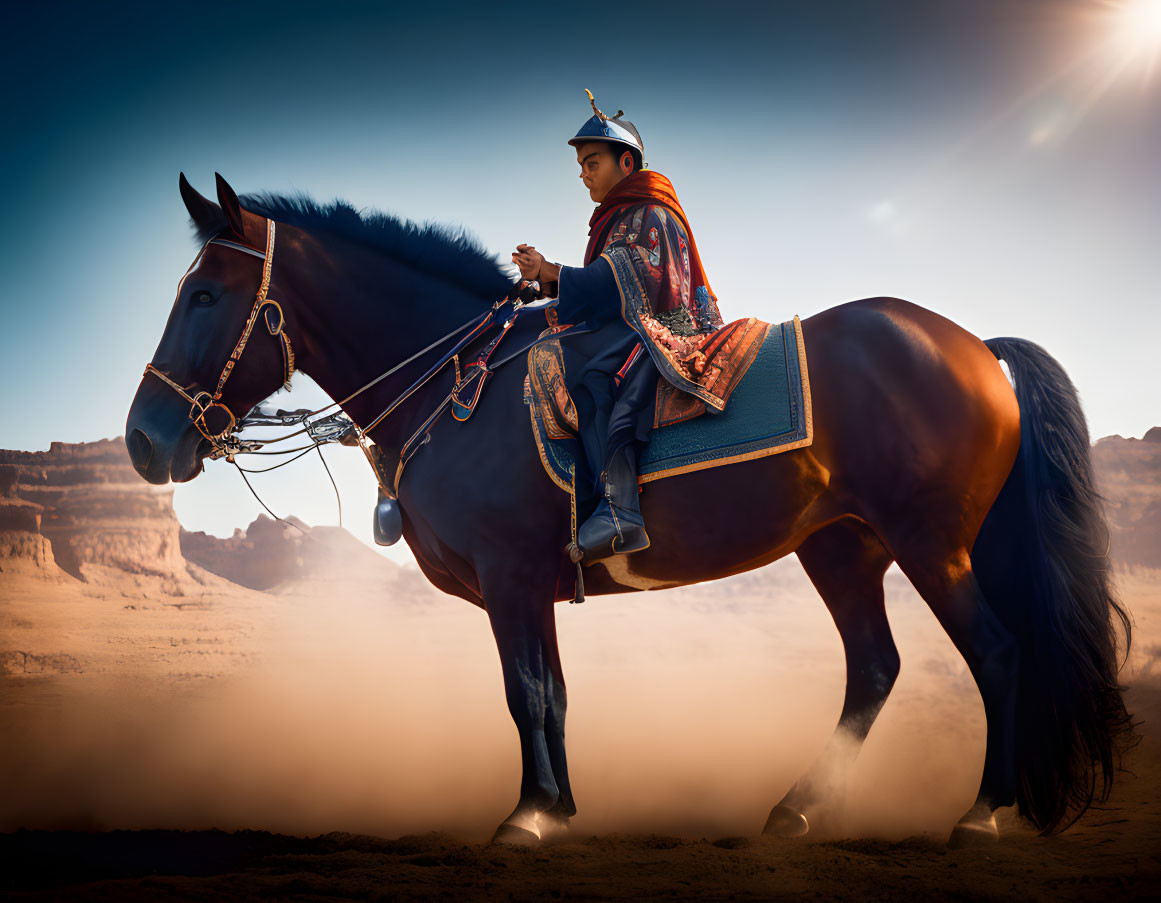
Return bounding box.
[127,428,153,471]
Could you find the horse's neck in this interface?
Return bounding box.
[283,233,487,449]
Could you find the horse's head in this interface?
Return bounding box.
[126,174,295,484]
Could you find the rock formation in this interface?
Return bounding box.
[1094,428,1161,569]
[0,437,424,599]
[180,515,424,595]
[0,439,184,585]
[1,440,269,680]
[0,437,431,685]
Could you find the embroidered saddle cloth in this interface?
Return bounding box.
[524,315,813,495]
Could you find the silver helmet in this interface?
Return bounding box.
[567,89,644,159]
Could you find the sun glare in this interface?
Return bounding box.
[1107,0,1161,82]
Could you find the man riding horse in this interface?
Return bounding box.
[512,91,725,563]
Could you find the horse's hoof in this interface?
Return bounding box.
[948,808,998,848]
[762,804,809,838]
[491,822,540,846]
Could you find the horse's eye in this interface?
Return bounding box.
[193,290,215,305]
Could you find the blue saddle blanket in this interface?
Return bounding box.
[525,316,812,493]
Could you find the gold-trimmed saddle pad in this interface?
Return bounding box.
[523,316,812,490]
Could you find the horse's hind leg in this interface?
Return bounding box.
[765,519,897,837]
[891,543,1019,846]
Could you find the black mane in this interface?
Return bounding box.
[197,192,513,301]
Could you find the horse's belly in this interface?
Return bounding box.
[581,446,835,595]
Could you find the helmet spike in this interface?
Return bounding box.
[585,88,607,122]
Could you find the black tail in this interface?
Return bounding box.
[972,337,1133,832]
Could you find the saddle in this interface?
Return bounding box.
[524,314,812,489]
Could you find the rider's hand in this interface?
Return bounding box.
[512,243,545,281]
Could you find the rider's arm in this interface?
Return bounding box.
[554,255,618,325]
[536,261,562,299]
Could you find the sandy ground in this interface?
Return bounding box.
[2,563,1159,899]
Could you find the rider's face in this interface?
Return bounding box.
[576,142,630,203]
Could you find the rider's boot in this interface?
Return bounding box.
[577,444,650,563]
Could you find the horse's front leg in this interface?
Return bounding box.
[485,566,573,845]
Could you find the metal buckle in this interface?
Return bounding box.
[263,301,285,335]
[190,393,236,440]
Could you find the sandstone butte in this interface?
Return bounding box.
[0,437,431,681]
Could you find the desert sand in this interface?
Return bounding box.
[2,436,1160,899]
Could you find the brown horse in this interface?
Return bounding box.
[126,174,1132,846]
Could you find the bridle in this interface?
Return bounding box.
[142,216,587,510]
[144,218,294,452]
[141,216,519,496]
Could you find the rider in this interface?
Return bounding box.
[512,91,723,563]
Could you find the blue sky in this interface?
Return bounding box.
[2,1,1158,557]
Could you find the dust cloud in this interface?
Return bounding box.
[2,561,991,842]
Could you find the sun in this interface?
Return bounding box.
[1116,0,1161,35]
[1106,0,1161,82]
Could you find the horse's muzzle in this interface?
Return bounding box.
[125,379,210,484]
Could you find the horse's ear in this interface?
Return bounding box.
[214,173,246,240]
[179,172,226,235]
